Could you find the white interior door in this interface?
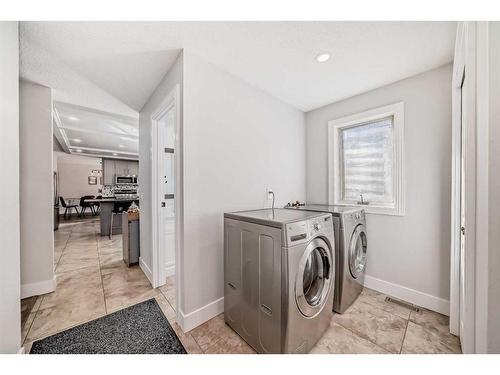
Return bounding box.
[459,73,467,342]
[157,106,176,283]
[450,22,476,353]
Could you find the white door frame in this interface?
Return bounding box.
[450,22,477,353]
[151,84,182,321]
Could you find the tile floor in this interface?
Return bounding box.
[21,218,461,354]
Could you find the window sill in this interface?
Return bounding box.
[333,202,405,217]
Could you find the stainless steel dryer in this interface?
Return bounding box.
[285,205,367,313]
[223,208,335,353]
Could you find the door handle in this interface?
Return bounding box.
[261,304,272,315]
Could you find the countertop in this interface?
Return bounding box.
[86,197,139,203]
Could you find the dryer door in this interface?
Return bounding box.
[349,224,367,279]
[295,237,333,317]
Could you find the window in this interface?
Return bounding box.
[328,102,405,216]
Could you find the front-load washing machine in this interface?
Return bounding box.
[285,205,367,313]
[223,208,335,353]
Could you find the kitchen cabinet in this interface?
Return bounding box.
[102,158,139,185]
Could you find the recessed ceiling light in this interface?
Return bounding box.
[73,138,82,143]
[67,116,79,121]
[113,153,118,156]
[75,149,82,153]
[119,144,125,148]
[315,53,331,63]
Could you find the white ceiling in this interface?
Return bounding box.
[20,21,456,113]
[53,102,139,160]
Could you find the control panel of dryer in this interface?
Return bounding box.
[284,214,333,246]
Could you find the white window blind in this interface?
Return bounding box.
[340,116,394,204]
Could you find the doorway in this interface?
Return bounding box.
[151,84,181,324]
[450,22,476,354]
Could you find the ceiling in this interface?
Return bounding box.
[20,22,456,113]
[53,102,139,160]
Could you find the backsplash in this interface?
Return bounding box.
[102,184,139,197]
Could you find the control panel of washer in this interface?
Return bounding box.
[285,214,332,246]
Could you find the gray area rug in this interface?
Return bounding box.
[30,299,187,354]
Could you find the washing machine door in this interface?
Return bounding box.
[349,224,367,279]
[295,237,333,317]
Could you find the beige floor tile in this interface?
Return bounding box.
[190,314,236,351]
[32,296,42,313]
[159,279,176,311]
[102,265,158,312]
[21,296,38,321]
[97,235,122,248]
[21,312,37,345]
[154,294,177,322]
[56,246,100,274]
[356,288,412,320]
[98,248,126,275]
[332,300,407,353]
[54,241,68,251]
[54,250,63,267]
[401,322,461,354]
[171,322,204,354]
[23,340,34,354]
[40,266,104,310]
[31,218,465,356]
[409,308,450,337]
[204,331,256,354]
[27,297,106,342]
[311,321,389,354]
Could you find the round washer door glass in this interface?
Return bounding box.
[349,224,367,279]
[296,238,333,317]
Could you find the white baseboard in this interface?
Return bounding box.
[364,275,450,315]
[21,276,56,299]
[177,297,224,332]
[139,257,152,284]
[165,262,175,277]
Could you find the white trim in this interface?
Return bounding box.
[165,262,175,277]
[177,297,225,333]
[449,22,466,337]
[328,102,405,216]
[450,21,478,353]
[474,21,491,354]
[364,275,450,316]
[139,257,152,283]
[21,276,56,299]
[150,84,184,329]
[151,85,178,288]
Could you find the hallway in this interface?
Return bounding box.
[21,219,177,352]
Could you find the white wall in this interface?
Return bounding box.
[0,21,21,354]
[19,80,55,298]
[306,64,453,313]
[139,52,183,279]
[180,52,306,327]
[56,152,103,205]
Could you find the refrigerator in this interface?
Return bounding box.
[54,171,59,231]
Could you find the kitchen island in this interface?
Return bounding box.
[87,197,139,237]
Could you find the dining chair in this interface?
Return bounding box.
[60,197,80,219]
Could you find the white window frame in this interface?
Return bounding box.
[328,102,405,216]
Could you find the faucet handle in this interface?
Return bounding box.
[357,193,369,205]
